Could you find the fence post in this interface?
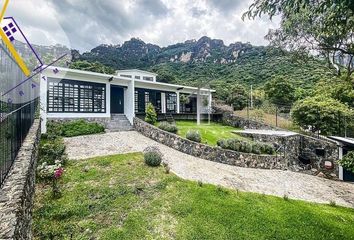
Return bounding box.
[246,100,250,128]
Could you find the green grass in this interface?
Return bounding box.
[175,120,245,146]
[33,153,354,240]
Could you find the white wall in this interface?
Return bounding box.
[176,91,180,113]
[161,92,166,113]
[40,74,48,133]
[125,80,135,124]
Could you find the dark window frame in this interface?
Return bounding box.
[166,92,177,113]
[134,88,165,113]
[47,78,106,113]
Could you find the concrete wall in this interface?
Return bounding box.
[0,119,41,240]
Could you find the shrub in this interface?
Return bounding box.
[261,143,275,155]
[145,103,157,125]
[46,121,63,140]
[240,141,252,153]
[158,121,178,133]
[217,139,228,148]
[143,146,162,167]
[61,119,105,137]
[38,138,66,165]
[46,119,105,138]
[217,138,275,155]
[186,130,201,143]
[251,143,262,154]
[338,151,354,173]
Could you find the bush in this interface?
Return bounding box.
[46,121,63,140]
[186,130,201,143]
[261,143,275,155]
[251,143,262,154]
[143,146,162,167]
[338,151,354,173]
[38,138,66,165]
[158,121,178,133]
[47,119,105,137]
[62,119,105,137]
[145,103,157,125]
[217,138,275,155]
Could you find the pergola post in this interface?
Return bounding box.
[176,91,180,113]
[197,87,201,125]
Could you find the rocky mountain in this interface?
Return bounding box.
[13,40,70,64]
[76,36,256,69]
[73,36,333,99]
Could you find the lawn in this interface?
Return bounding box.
[33,153,354,240]
[174,120,245,146]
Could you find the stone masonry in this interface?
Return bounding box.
[0,119,41,240]
[134,118,289,170]
[134,117,339,178]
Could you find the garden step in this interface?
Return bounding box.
[106,115,132,131]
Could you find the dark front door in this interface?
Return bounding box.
[111,86,124,113]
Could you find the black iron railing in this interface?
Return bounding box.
[0,98,38,187]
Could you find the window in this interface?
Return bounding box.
[120,74,132,78]
[166,93,177,113]
[135,88,162,113]
[135,76,140,79]
[47,79,106,113]
[134,90,139,112]
[143,76,153,81]
[180,94,196,113]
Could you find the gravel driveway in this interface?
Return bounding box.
[64,131,354,208]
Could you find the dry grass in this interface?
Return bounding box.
[234,109,299,131]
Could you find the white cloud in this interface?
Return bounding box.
[5,0,280,51]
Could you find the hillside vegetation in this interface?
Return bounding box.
[73,36,334,99]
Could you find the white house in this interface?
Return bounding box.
[40,66,215,133]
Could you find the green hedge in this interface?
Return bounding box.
[217,138,275,155]
[47,119,105,137]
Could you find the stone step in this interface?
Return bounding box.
[105,114,132,132]
[111,114,128,120]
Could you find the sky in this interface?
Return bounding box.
[6,0,280,52]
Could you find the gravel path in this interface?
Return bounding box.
[64,131,354,208]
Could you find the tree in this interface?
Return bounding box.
[70,60,115,74]
[338,151,354,173]
[291,95,353,135]
[156,71,176,83]
[145,103,157,125]
[243,0,354,79]
[226,84,248,110]
[314,76,354,108]
[264,76,295,106]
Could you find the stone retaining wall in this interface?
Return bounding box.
[0,119,41,240]
[134,117,289,170]
[237,131,338,177]
[47,117,111,127]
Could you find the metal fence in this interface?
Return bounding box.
[0,98,38,187]
[234,102,354,138]
[0,40,40,187]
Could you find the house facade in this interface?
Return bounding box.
[40,66,214,133]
